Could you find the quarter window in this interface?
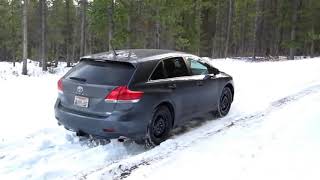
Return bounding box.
[186,58,209,75]
[150,61,165,80]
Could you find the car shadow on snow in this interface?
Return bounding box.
[171,112,219,136]
[66,112,221,179]
[69,111,219,149]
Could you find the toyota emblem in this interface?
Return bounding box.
[76,86,84,94]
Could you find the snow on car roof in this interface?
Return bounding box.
[80,49,189,64]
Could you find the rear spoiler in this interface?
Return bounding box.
[80,58,137,68]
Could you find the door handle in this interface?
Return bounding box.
[196,81,204,86]
[168,84,177,89]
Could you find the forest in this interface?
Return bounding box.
[0,0,319,73]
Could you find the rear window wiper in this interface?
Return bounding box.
[69,76,87,82]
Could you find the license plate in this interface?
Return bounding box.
[74,96,89,108]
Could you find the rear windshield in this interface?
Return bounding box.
[65,60,135,86]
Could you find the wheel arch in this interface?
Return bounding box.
[155,101,175,127]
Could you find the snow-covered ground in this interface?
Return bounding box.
[0,58,320,180]
[0,60,68,80]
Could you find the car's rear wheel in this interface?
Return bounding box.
[217,86,232,117]
[145,105,173,148]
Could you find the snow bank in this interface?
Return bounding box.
[0,60,70,80]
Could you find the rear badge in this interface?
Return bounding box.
[76,86,84,94]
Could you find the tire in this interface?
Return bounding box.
[217,86,232,117]
[145,105,173,148]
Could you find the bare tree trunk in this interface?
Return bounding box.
[80,0,87,57]
[11,1,16,67]
[40,0,47,71]
[126,1,132,49]
[88,31,92,54]
[212,0,220,58]
[275,4,285,57]
[22,0,28,75]
[54,43,58,67]
[211,37,215,58]
[195,0,201,56]
[224,0,233,58]
[73,6,79,63]
[155,8,160,49]
[289,0,300,60]
[66,0,72,67]
[273,0,279,56]
[239,2,246,56]
[72,43,76,63]
[270,0,278,56]
[108,0,114,51]
[36,1,42,67]
[13,54,16,67]
[310,23,315,58]
[309,0,315,58]
[253,0,263,60]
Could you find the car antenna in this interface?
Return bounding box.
[127,50,132,61]
[110,42,118,57]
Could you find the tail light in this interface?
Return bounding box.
[58,78,63,93]
[105,86,143,103]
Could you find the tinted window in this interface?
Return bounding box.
[186,58,209,75]
[65,60,134,86]
[163,57,189,78]
[150,62,165,80]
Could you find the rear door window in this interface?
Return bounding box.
[65,60,135,86]
[163,57,189,78]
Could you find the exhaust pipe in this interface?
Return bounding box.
[76,130,87,137]
[118,136,128,142]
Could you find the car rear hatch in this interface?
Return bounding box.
[59,59,135,117]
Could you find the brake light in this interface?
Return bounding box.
[105,86,143,103]
[58,78,63,93]
[103,128,115,132]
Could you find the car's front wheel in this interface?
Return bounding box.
[145,105,173,147]
[217,86,232,117]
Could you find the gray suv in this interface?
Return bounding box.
[54,49,234,146]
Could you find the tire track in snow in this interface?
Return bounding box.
[0,129,144,179]
[80,84,320,180]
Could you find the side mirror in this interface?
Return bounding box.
[209,67,220,75]
[204,74,215,80]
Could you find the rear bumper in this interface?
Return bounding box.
[54,99,149,139]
